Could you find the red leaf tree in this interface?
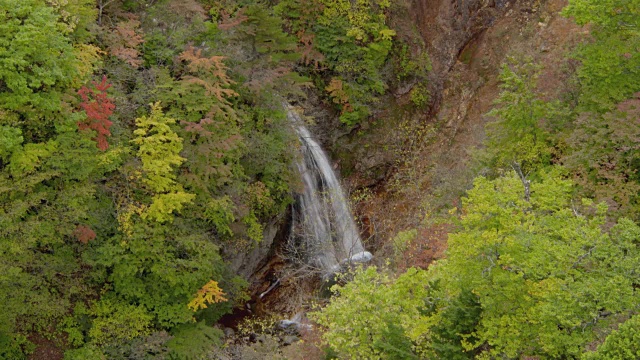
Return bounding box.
[78,76,115,151]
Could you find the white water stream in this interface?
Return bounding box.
[286,108,372,275]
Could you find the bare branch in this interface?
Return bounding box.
[511,161,531,202]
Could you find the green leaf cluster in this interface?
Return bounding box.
[277,0,398,125]
[583,314,640,360]
[311,267,429,359]
[563,0,640,112]
[434,172,640,358]
[480,59,564,174]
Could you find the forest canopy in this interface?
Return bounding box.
[0,0,639,359]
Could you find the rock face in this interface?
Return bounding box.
[327,0,518,191]
[322,0,584,256]
[225,214,287,279]
[412,0,515,111]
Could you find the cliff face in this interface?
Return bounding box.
[335,0,583,263]
[413,0,514,113]
[331,0,517,185]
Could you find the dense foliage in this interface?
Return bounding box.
[0,0,316,357]
[0,0,428,356]
[1,0,638,358]
[313,0,640,359]
[314,172,640,359]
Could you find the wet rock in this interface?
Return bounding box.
[282,335,300,346]
[348,251,373,263]
[277,313,313,335]
[223,327,235,338]
[277,320,298,334]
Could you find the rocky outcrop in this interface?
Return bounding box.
[413,0,515,113]
[325,0,518,191]
[225,214,288,279]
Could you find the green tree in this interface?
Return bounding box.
[423,171,640,358]
[166,321,224,359]
[48,0,98,43]
[87,297,153,346]
[277,0,396,125]
[0,0,81,139]
[562,97,640,219]
[90,221,228,329]
[426,287,482,360]
[563,0,640,112]
[583,314,640,360]
[222,3,307,99]
[0,0,105,346]
[166,47,244,190]
[311,267,429,359]
[131,102,194,223]
[481,59,563,175]
[0,120,118,350]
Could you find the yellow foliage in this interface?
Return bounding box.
[72,44,104,87]
[325,78,349,105]
[142,191,196,223]
[117,203,145,238]
[379,28,396,41]
[320,0,392,42]
[188,280,228,311]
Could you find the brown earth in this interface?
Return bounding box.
[28,332,65,360]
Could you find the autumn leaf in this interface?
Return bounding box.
[218,8,249,30]
[105,17,145,68]
[78,76,115,151]
[325,78,349,105]
[188,280,228,311]
[73,225,97,244]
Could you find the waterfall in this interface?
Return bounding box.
[286,107,372,275]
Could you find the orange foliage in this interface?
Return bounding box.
[183,77,237,101]
[179,47,232,84]
[181,111,243,186]
[218,8,248,30]
[73,225,96,244]
[188,280,227,311]
[105,17,144,68]
[179,47,238,102]
[297,30,325,68]
[326,78,352,112]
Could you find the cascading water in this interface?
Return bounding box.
[286,107,372,275]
